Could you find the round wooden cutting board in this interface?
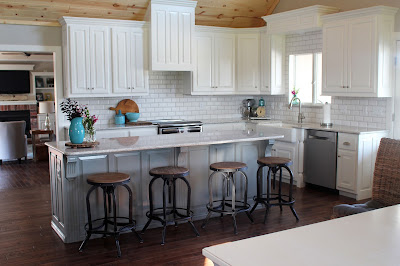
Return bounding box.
[109,99,139,114]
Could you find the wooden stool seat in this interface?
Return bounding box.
[149,166,189,177]
[87,172,130,184]
[210,162,247,172]
[257,157,293,167]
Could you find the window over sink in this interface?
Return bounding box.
[289,52,331,104]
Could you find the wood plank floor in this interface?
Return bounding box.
[0,160,359,265]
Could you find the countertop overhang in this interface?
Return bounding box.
[47,130,284,156]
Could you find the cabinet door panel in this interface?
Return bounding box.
[336,149,357,191]
[322,22,347,94]
[166,9,179,65]
[179,10,193,66]
[214,34,235,92]
[269,35,285,95]
[348,17,376,93]
[131,32,148,93]
[193,33,213,92]
[152,9,167,66]
[89,26,110,94]
[260,34,271,94]
[237,34,260,94]
[69,25,90,94]
[112,28,131,93]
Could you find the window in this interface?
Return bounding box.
[289,52,331,104]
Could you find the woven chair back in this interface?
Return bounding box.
[372,138,400,206]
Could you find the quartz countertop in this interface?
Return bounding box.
[257,121,388,134]
[47,129,283,156]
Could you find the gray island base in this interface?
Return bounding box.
[46,130,283,243]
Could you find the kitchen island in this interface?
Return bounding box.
[46,130,283,243]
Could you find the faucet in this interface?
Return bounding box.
[288,97,305,123]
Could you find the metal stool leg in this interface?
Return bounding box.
[179,176,200,237]
[202,171,218,229]
[103,188,108,238]
[238,170,254,223]
[278,167,283,212]
[122,184,143,243]
[250,165,263,214]
[79,185,97,252]
[283,165,299,221]
[161,178,167,245]
[141,176,159,234]
[264,167,272,224]
[111,187,122,257]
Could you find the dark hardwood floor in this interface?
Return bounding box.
[0,160,359,265]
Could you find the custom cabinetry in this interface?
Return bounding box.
[260,34,285,95]
[32,72,55,101]
[236,33,260,94]
[336,132,387,200]
[190,29,236,95]
[148,0,196,71]
[59,17,148,97]
[111,27,148,95]
[322,6,398,97]
[63,24,110,96]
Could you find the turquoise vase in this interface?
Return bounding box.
[69,117,85,144]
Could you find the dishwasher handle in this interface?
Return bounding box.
[308,135,329,141]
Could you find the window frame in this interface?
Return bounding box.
[288,52,328,106]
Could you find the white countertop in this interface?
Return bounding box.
[203,205,400,266]
[47,129,283,156]
[93,119,387,135]
[258,121,388,134]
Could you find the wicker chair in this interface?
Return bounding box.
[332,138,400,218]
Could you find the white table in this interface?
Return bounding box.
[203,205,400,266]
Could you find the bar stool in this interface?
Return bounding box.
[141,166,199,245]
[250,157,299,223]
[79,172,143,257]
[201,162,254,234]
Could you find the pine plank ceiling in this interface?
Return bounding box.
[0,0,280,28]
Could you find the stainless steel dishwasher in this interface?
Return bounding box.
[304,129,337,189]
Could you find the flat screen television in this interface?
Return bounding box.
[0,70,30,94]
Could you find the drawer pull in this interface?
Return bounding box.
[343,142,351,146]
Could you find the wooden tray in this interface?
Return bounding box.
[65,141,99,149]
[109,99,139,115]
[126,121,153,126]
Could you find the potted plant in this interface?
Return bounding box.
[60,98,85,144]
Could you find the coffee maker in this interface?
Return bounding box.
[241,99,255,119]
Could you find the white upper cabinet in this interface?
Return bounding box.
[190,28,235,95]
[260,33,285,95]
[62,23,110,97]
[59,17,148,98]
[236,33,260,94]
[148,0,197,71]
[322,6,398,97]
[111,27,149,95]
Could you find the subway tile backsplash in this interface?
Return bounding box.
[72,31,390,130]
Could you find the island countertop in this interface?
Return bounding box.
[46,130,284,156]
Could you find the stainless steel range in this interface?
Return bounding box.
[150,120,203,134]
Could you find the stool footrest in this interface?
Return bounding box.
[146,207,194,223]
[206,200,251,215]
[84,217,137,234]
[253,193,296,206]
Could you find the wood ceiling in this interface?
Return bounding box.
[0,0,280,28]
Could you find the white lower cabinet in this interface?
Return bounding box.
[336,132,387,200]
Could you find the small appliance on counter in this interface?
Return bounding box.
[256,97,266,118]
[241,99,255,119]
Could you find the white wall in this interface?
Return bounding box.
[0,24,61,46]
[274,0,400,31]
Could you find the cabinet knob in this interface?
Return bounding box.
[132,87,135,90]
[255,86,258,89]
[338,155,341,158]
[343,142,350,146]
[128,87,130,90]
[92,88,94,90]
[266,86,269,88]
